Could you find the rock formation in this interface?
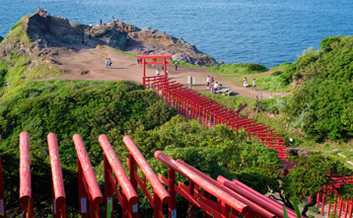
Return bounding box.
[0,36,3,43]
[128,28,217,66]
[0,11,218,66]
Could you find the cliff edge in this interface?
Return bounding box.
[0,11,217,66]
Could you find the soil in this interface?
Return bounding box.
[32,46,288,99]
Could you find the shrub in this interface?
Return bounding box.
[271,70,283,76]
[320,36,341,53]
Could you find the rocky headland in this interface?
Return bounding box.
[0,11,217,66]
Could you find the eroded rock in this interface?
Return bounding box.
[0,11,218,66]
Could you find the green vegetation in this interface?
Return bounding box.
[282,154,353,216]
[170,60,202,68]
[201,92,257,110]
[108,45,138,58]
[256,74,291,92]
[280,35,353,141]
[0,14,35,49]
[205,63,268,84]
[207,63,267,74]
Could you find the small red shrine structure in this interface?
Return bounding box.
[136,54,172,88]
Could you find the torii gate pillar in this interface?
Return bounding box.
[137,55,172,89]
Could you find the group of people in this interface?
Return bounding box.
[206,75,223,94]
[105,58,112,69]
[243,76,256,91]
[207,75,257,94]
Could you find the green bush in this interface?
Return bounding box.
[207,63,268,74]
[271,70,283,76]
[0,68,7,78]
[320,36,341,53]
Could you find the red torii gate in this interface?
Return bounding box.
[137,54,172,88]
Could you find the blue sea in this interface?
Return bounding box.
[0,0,352,67]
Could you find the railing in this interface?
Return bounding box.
[155,151,257,218]
[123,136,171,217]
[217,176,300,218]
[98,134,139,218]
[73,134,103,218]
[0,135,6,217]
[47,133,66,218]
[19,132,34,217]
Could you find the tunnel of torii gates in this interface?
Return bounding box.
[137,54,171,88]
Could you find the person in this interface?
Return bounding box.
[207,75,210,88]
[211,77,214,83]
[112,16,115,22]
[219,84,223,90]
[127,35,130,42]
[105,58,109,68]
[81,39,84,47]
[209,82,214,94]
[166,69,169,79]
[100,19,102,25]
[108,58,112,69]
[137,59,140,65]
[243,76,248,87]
[214,82,219,94]
[156,68,160,76]
[252,78,256,91]
[175,61,178,70]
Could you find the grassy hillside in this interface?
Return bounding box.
[276,36,353,141]
[0,79,283,217]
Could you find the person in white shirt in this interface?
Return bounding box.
[252,79,256,91]
[207,75,210,88]
[156,68,160,76]
[214,82,219,94]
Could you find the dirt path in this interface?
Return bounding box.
[34,46,288,99]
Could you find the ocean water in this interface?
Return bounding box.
[0,0,352,67]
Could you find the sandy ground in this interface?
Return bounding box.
[34,46,288,99]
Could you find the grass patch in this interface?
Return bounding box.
[200,92,257,110]
[170,60,202,68]
[107,45,137,58]
[272,62,291,70]
[256,75,291,92]
[204,63,268,84]
[0,51,62,98]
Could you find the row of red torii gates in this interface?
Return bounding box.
[137,54,353,218]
